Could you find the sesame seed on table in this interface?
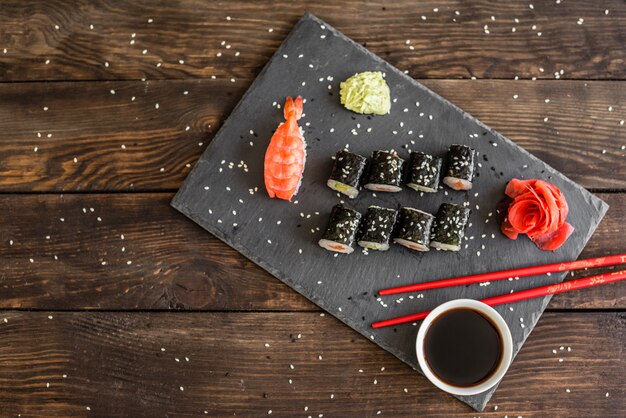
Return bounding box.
[0,0,625,416]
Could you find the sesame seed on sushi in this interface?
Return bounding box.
[327,150,367,199]
[358,206,398,251]
[394,207,434,252]
[406,152,442,193]
[443,144,476,191]
[364,150,405,192]
[430,203,471,252]
[318,204,362,254]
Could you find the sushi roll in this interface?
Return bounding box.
[430,203,471,252]
[443,144,476,191]
[406,152,442,193]
[364,150,405,192]
[318,204,362,254]
[394,207,434,252]
[327,150,367,199]
[358,206,398,251]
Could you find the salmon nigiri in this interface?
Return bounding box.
[264,96,306,201]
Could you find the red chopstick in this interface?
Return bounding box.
[371,269,626,329]
[378,253,626,296]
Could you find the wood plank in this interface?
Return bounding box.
[0,79,624,192]
[1,1,625,81]
[0,193,623,311]
[0,311,623,416]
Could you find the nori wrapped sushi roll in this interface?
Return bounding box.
[430,203,471,252]
[406,152,442,193]
[318,204,362,254]
[394,207,434,252]
[327,150,367,199]
[363,150,405,192]
[358,206,398,251]
[443,144,476,191]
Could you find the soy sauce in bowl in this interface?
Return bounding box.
[424,307,503,387]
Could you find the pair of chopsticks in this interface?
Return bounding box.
[371,253,626,329]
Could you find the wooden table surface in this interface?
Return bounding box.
[1,1,625,417]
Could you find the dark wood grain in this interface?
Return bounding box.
[0,193,622,311]
[0,79,624,192]
[1,0,625,81]
[0,193,308,311]
[0,311,623,417]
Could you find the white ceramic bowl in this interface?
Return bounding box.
[415,299,513,396]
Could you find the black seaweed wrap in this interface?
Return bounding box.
[329,150,367,188]
[364,151,405,187]
[358,206,398,245]
[407,152,442,191]
[321,204,362,246]
[395,207,434,246]
[430,203,471,246]
[445,145,475,182]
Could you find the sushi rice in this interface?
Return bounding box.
[442,177,472,191]
[327,179,359,199]
[394,238,429,252]
[363,183,402,193]
[318,238,355,254]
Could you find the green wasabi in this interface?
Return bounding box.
[340,71,391,115]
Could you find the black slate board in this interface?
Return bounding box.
[172,13,608,411]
